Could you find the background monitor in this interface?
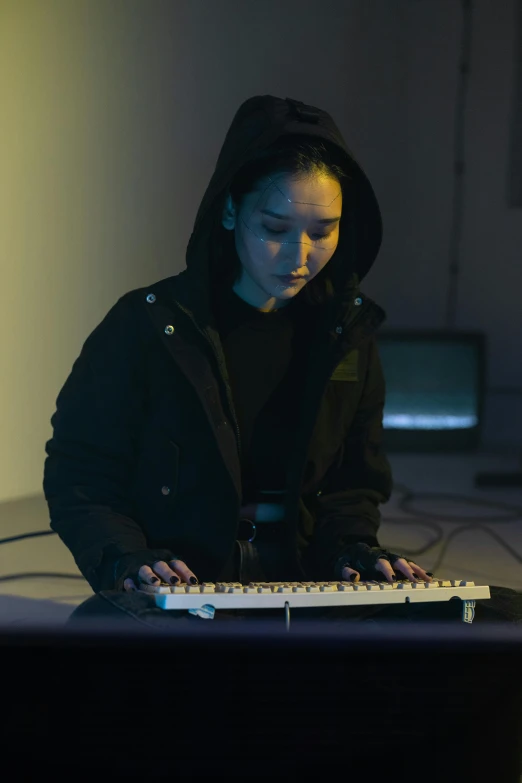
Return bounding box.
[376,330,486,452]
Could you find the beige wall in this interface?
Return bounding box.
[1,0,520,505]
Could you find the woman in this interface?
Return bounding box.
[43,95,520,626]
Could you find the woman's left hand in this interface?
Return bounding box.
[340,544,433,584]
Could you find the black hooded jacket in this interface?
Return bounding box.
[43,95,393,592]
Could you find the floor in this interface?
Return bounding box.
[0,447,521,628]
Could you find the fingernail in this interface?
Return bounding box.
[150,577,159,583]
[426,572,434,577]
[392,576,397,581]
[189,576,198,585]
[170,575,179,584]
[349,574,357,582]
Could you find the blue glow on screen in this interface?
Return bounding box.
[378,340,479,431]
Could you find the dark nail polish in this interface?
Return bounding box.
[170,575,179,584]
[189,576,198,585]
[426,572,434,577]
[392,576,397,581]
[150,577,159,583]
[349,574,357,582]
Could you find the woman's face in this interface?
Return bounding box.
[222,171,342,312]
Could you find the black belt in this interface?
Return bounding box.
[237,517,284,543]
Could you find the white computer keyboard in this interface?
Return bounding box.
[139,578,490,624]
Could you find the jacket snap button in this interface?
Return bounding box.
[335,326,343,334]
[354,297,362,306]
[161,486,171,495]
[164,325,175,335]
[146,294,156,303]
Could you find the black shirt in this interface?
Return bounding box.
[212,284,316,506]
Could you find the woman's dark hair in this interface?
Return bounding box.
[212,134,354,307]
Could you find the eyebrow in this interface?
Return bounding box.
[260,209,341,224]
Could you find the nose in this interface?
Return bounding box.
[284,237,310,269]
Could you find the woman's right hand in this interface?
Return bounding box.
[123,559,198,592]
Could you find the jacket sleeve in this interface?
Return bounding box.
[43,292,173,593]
[307,335,393,579]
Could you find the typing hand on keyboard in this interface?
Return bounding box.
[339,543,434,586]
[124,558,199,592]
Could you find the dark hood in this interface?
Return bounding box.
[176,95,383,322]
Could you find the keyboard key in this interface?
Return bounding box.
[139,583,171,594]
[218,583,243,593]
[200,583,215,593]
